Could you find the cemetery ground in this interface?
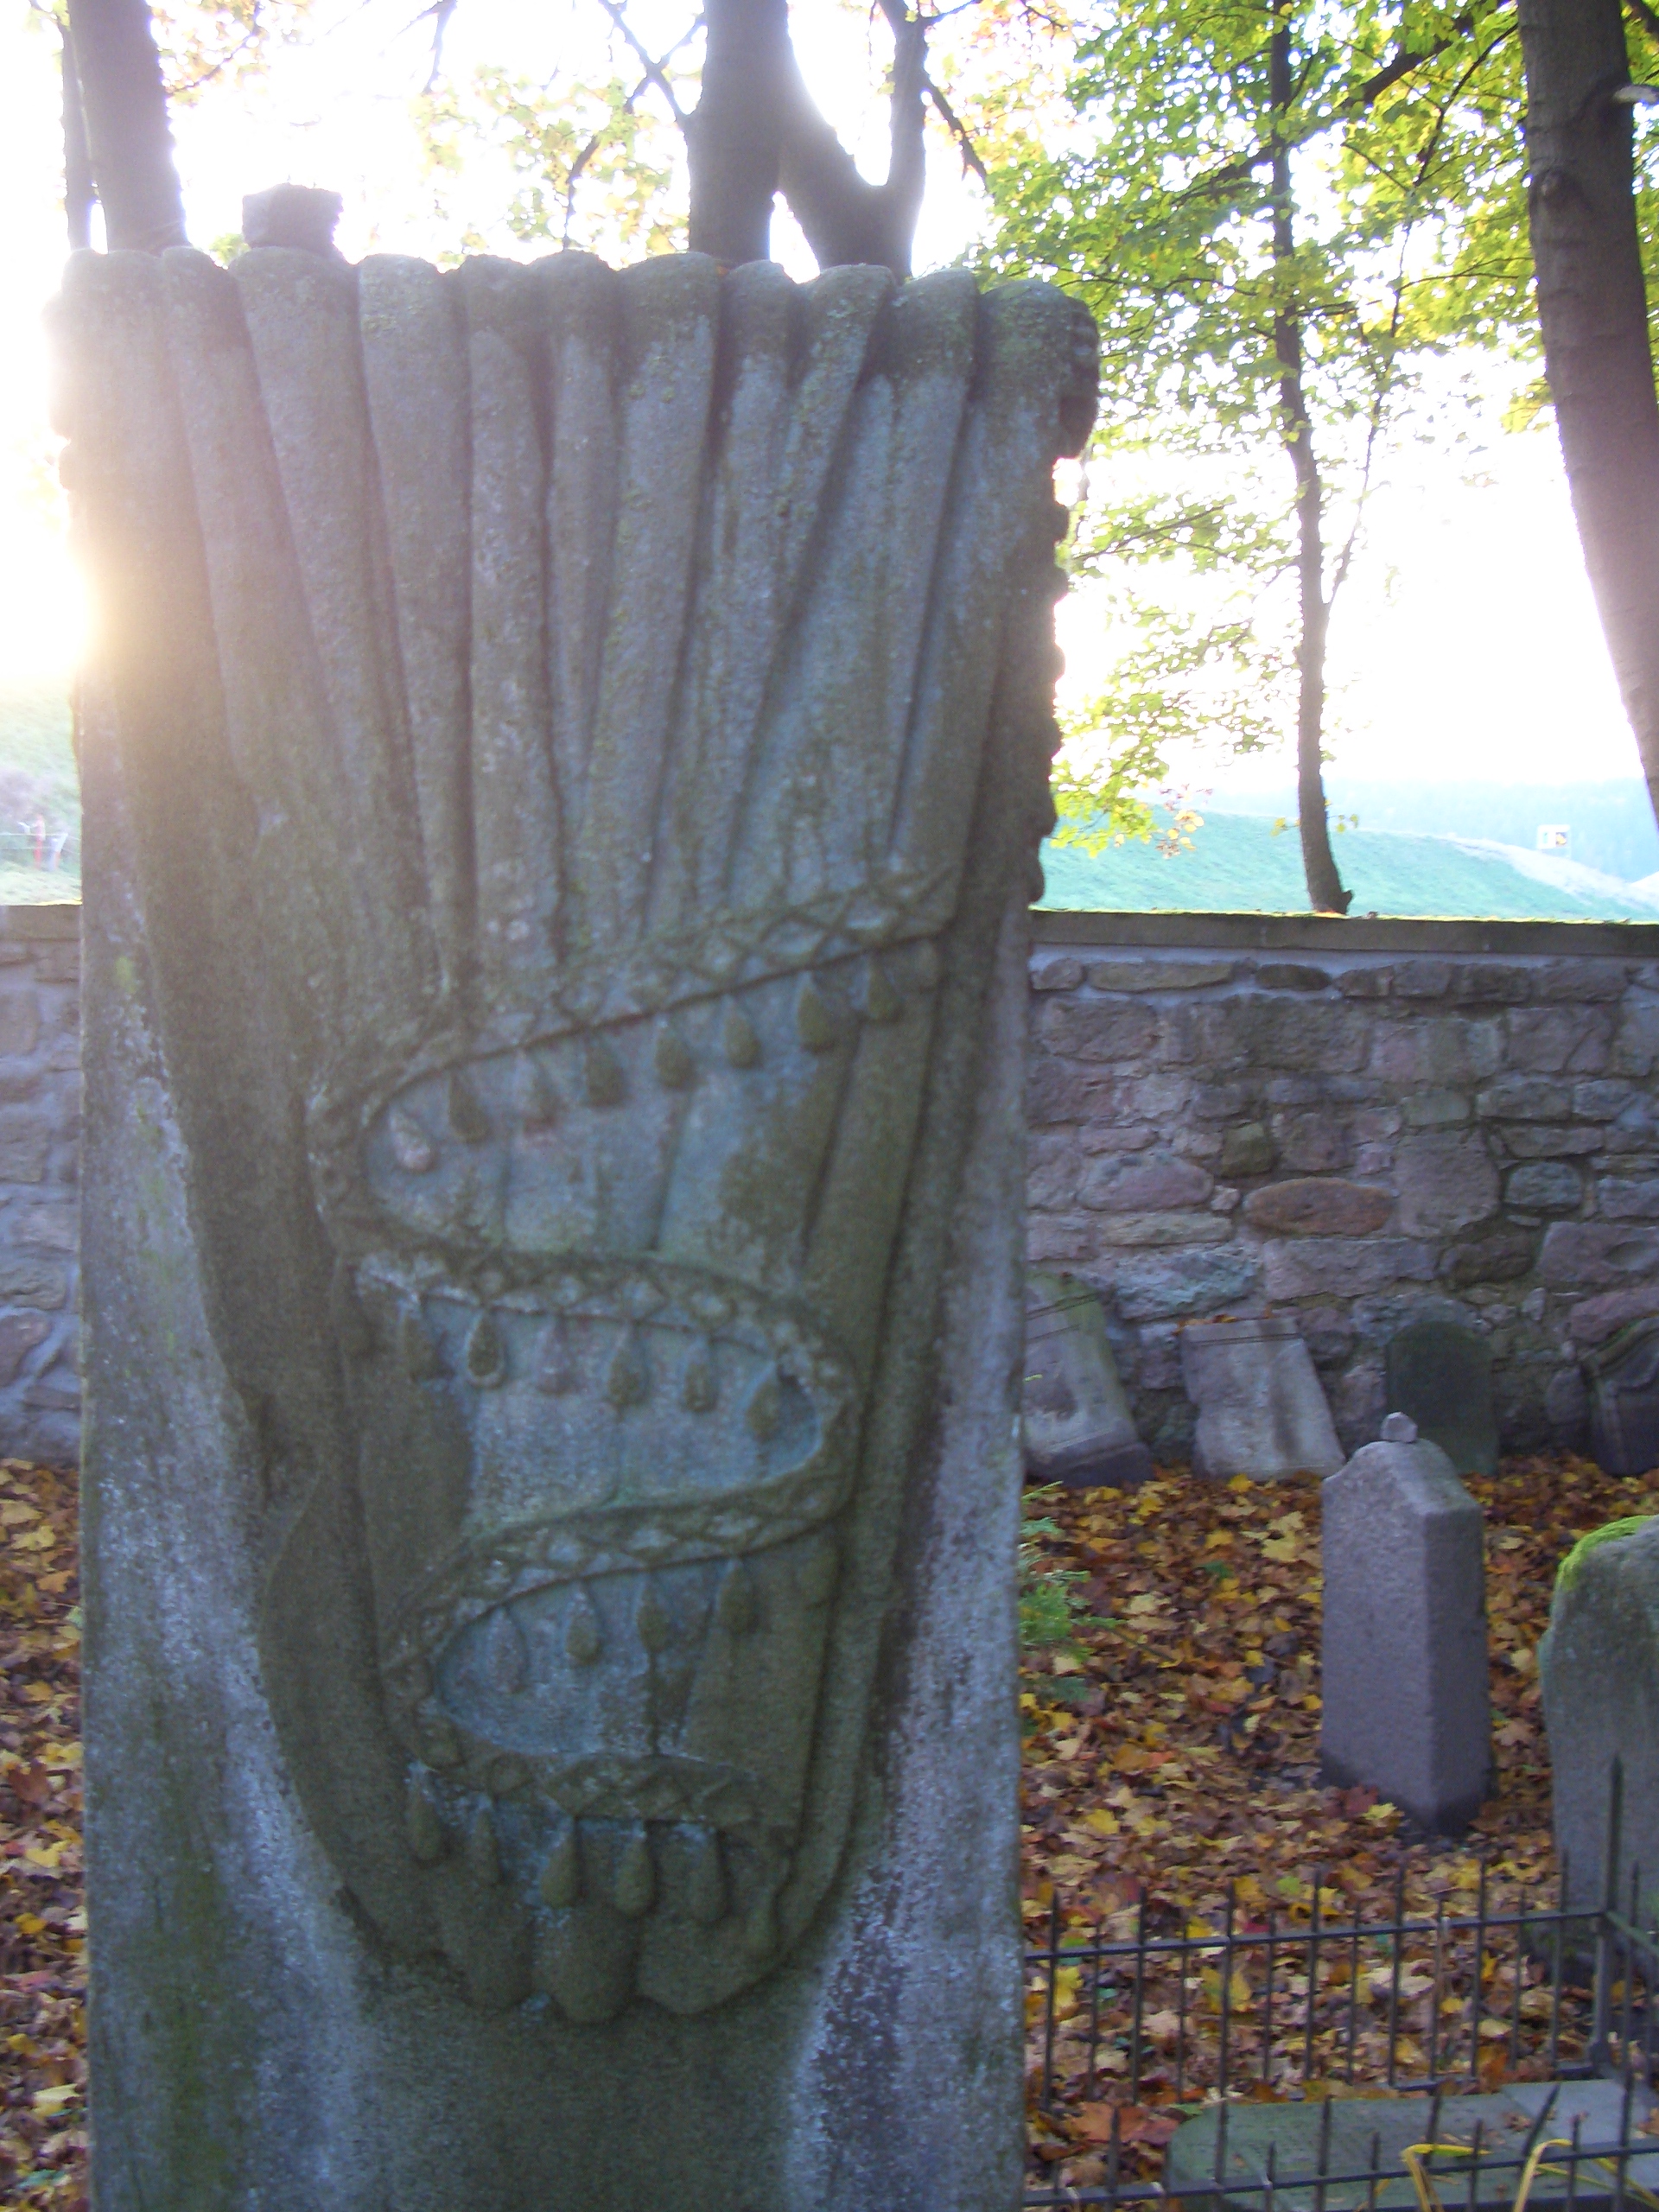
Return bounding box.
[0,1455,1646,2208]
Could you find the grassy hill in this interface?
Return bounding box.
[1039,809,1659,922]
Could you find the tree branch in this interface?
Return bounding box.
[923,68,988,185]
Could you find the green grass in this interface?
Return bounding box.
[1040,809,1659,922]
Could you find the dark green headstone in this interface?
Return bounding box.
[1384,1317,1497,1476]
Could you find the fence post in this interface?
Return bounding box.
[1592,1758,1624,2072]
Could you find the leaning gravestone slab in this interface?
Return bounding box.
[1321,1413,1490,1833]
[1180,1315,1343,1480]
[1022,1271,1153,1488]
[1384,1315,1497,1477]
[1541,1513,1659,1920]
[60,244,1096,2210]
[1585,1318,1659,1477]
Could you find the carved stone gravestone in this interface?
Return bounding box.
[1541,1513,1659,1920]
[1179,1315,1343,1480]
[59,245,1095,2209]
[1585,1319,1659,1478]
[1321,1414,1491,1833]
[1022,1270,1153,1488]
[1383,1314,1497,1478]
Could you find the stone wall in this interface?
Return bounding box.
[1028,912,1659,1463]
[0,909,80,1465]
[17,906,1659,1468]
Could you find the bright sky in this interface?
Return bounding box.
[0,0,1645,791]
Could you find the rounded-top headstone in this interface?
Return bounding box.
[1381,1411,1418,1443]
[1384,1315,1497,1476]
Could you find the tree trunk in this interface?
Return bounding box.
[688,0,927,279]
[686,0,789,267]
[61,22,96,251]
[63,0,187,252]
[1518,0,1659,820]
[1272,10,1351,917]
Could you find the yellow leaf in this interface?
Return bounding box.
[16,1914,43,1937]
[1082,1809,1121,1837]
[1205,1530,1235,1550]
[13,1525,55,1552]
[1126,1592,1166,1616]
[32,2085,75,2114]
[0,1502,39,1526]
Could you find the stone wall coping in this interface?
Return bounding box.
[0,906,79,942]
[1032,910,1659,957]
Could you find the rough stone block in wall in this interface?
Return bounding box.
[23,906,1659,1468]
[1027,912,1659,1459]
[0,910,81,1465]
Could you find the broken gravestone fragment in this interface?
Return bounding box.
[1585,1318,1659,1478]
[1179,1315,1342,1480]
[1022,1271,1153,1489]
[1541,1512,1659,1920]
[60,244,1096,2210]
[1321,1412,1491,1834]
[1384,1313,1497,1477]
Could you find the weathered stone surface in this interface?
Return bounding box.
[0,1118,50,1185]
[1078,1149,1212,1213]
[1503,1161,1583,1214]
[1371,1017,1501,1085]
[1029,956,1082,993]
[1243,1178,1391,1237]
[1395,1129,1499,1236]
[1568,1287,1659,1348]
[1321,1413,1490,1832]
[1500,1125,1602,1159]
[1384,1318,1497,1476]
[1088,1211,1232,1249]
[1403,1088,1470,1128]
[1112,1247,1262,1323]
[1391,962,1452,999]
[1180,1316,1342,1480]
[0,1313,50,1385]
[1584,1319,1659,1476]
[67,247,1096,2206]
[1172,998,1368,1076]
[1217,1121,1274,1176]
[1614,1004,1659,1077]
[1038,995,1159,1063]
[1541,1516,1659,1916]
[0,992,41,1058]
[1262,1237,1436,1300]
[1440,1221,1538,1290]
[1536,958,1629,1003]
[1336,965,1391,998]
[1255,963,1330,992]
[1574,1078,1634,1120]
[1450,963,1533,1005]
[1274,1110,1354,1173]
[1476,1077,1572,1122]
[1507,1006,1612,1075]
[1022,1271,1153,1487]
[1599,1177,1659,1221]
[1084,957,1233,992]
[1542,1220,1659,1291]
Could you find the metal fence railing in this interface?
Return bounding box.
[1025,1766,1659,2209]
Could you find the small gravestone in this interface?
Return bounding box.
[1023,1271,1153,1488]
[1180,1315,1343,1480]
[1585,1318,1659,1477]
[1541,1513,1659,1919]
[1321,1413,1491,1833]
[1385,1316,1497,1477]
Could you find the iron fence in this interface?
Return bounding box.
[1024,1768,1659,2210]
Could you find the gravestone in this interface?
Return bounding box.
[1384,1315,1497,1477]
[1180,1315,1343,1480]
[1022,1271,1153,1488]
[1585,1318,1659,1477]
[1321,1413,1491,1833]
[60,244,1096,2209]
[1541,1513,1659,1920]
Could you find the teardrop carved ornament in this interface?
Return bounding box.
[56,242,1096,2022]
